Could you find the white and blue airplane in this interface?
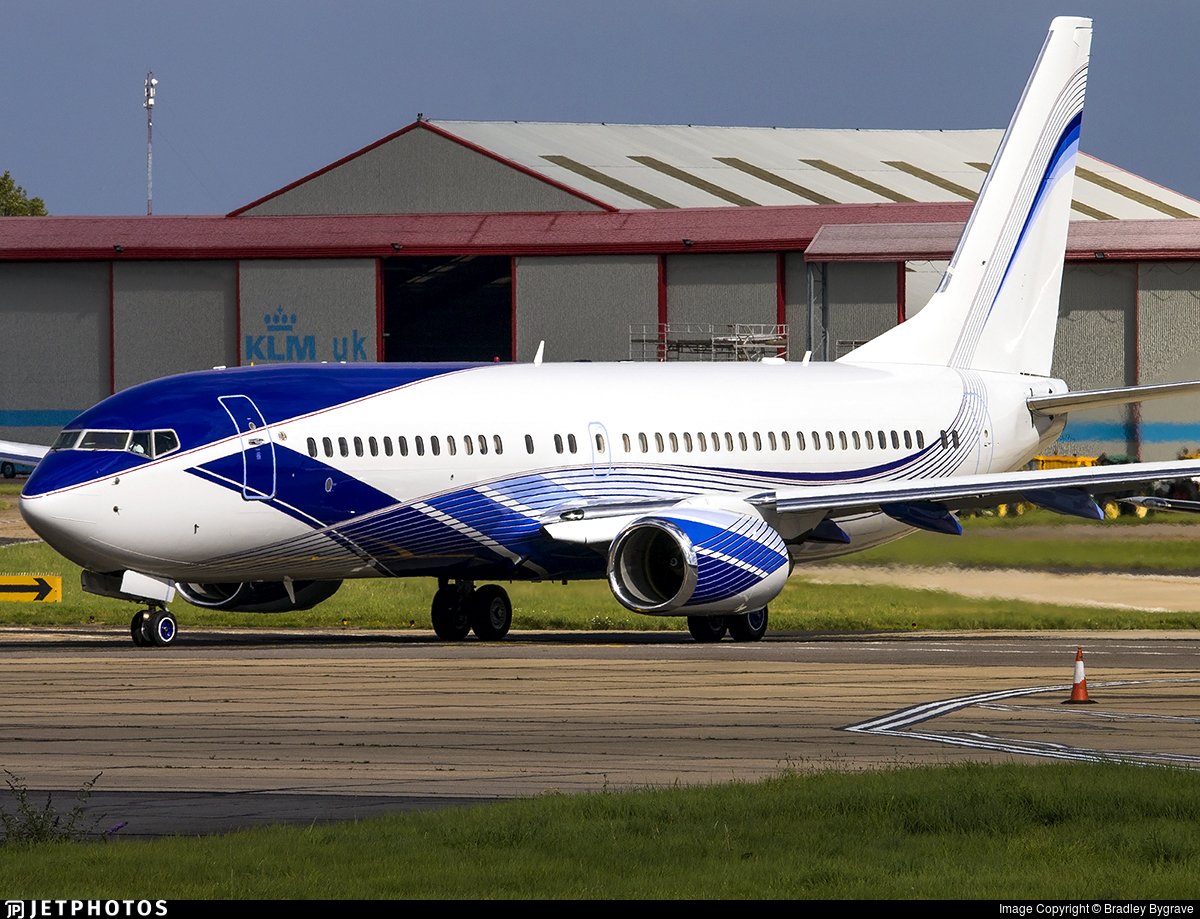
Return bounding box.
[0,440,47,479]
[19,17,1200,647]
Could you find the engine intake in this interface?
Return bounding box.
[608,508,789,615]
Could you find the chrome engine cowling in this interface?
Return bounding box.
[607,508,789,615]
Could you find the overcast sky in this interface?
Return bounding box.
[4,0,1197,216]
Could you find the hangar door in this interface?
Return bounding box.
[383,256,512,361]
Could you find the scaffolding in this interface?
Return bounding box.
[629,323,788,361]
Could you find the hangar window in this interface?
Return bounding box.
[525,435,534,455]
[306,437,318,458]
[338,437,349,458]
[495,435,504,455]
[398,436,409,457]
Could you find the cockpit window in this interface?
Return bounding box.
[50,431,81,451]
[56,429,181,458]
[153,431,179,457]
[128,431,153,456]
[78,430,130,451]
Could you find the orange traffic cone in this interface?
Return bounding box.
[1062,646,1097,704]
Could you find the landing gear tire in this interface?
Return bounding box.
[130,612,151,647]
[687,615,727,643]
[431,586,471,641]
[469,585,512,641]
[0,462,14,479]
[728,607,769,642]
[147,610,177,647]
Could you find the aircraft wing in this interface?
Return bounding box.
[0,439,49,468]
[749,458,1200,518]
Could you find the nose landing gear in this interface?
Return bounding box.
[130,607,177,648]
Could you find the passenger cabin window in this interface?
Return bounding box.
[655,433,664,453]
[430,436,440,457]
[852,432,861,450]
[554,434,564,454]
[464,435,474,456]
[566,434,575,454]
[383,437,393,457]
[825,431,835,450]
[369,436,379,457]
[724,433,734,451]
[904,431,913,449]
[322,437,333,457]
[447,435,456,456]
[738,433,748,451]
[890,431,900,449]
[306,437,318,458]
[338,437,349,458]
[622,434,631,453]
[525,435,534,455]
[838,431,848,450]
[415,436,425,457]
[595,433,605,453]
[916,431,925,449]
[495,435,504,455]
[398,436,409,457]
[639,433,649,453]
[478,435,488,455]
[866,431,874,450]
[353,436,364,458]
[781,431,790,450]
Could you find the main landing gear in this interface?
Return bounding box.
[430,578,512,641]
[130,606,177,648]
[686,607,769,643]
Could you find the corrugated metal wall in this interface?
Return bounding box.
[1138,261,1200,461]
[1050,263,1138,457]
[0,263,110,443]
[239,260,378,364]
[515,255,658,361]
[822,263,897,359]
[242,129,602,216]
[113,261,238,392]
[664,253,777,360]
[783,253,810,359]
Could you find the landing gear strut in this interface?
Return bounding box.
[430,579,512,641]
[130,607,177,648]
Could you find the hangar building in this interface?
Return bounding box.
[3,119,1200,461]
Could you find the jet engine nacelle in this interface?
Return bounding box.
[174,579,342,613]
[607,508,790,616]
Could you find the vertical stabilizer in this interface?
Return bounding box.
[842,17,1091,375]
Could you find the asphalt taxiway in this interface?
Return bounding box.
[1,627,1197,837]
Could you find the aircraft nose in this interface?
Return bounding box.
[19,491,124,572]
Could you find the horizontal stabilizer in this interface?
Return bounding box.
[1028,380,1200,416]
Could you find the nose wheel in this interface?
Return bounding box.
[130,608,177,648]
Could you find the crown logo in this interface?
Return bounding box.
[264,305,296,332]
